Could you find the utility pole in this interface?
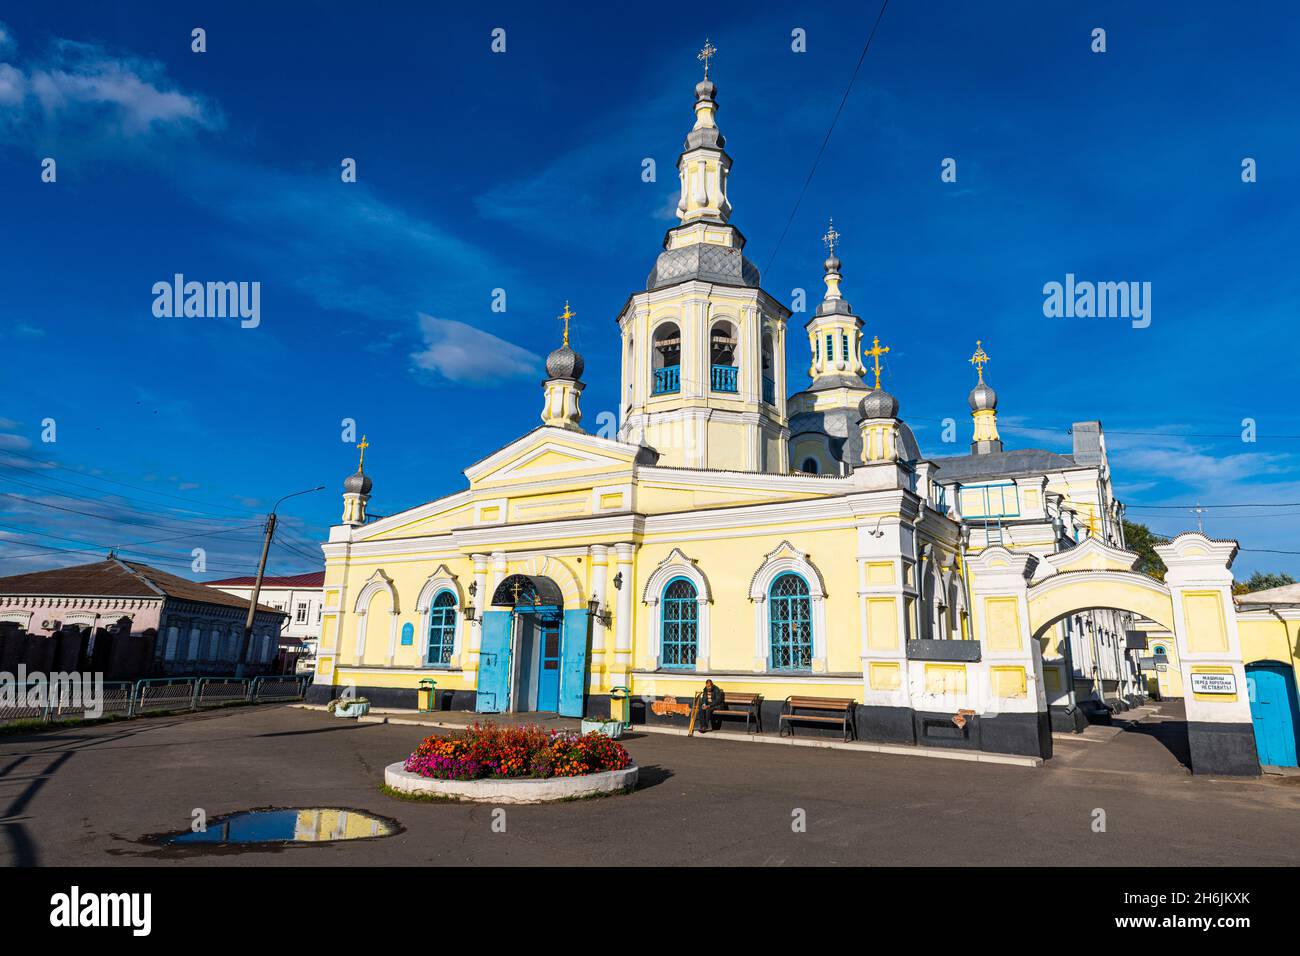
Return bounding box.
[236,486,324,677]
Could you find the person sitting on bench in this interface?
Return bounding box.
[698,679,725,733]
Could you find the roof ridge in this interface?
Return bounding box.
[115,558,167,597]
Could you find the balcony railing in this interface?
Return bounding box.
[652,365,680,395]
[710,364,738,393]
[762,376,776,405]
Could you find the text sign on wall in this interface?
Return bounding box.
[400,622,414,646]
[1190,672,1236,695]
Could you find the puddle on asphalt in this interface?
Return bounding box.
[155,808,401,846]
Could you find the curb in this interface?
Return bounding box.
[383,761,639,803]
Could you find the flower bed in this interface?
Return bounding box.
[402,722,632,781]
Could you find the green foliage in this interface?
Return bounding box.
[1234,571,1295,595]
[1122,520,1168,581]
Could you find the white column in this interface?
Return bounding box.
[612,543,636,683]
[465,553,489,673]
[589,545,610,689]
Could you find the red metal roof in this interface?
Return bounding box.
[205,570,325,588]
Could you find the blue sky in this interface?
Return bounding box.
[2,1,1299,580]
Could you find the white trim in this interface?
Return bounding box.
[748,541,828,671]
[415,565,464,667]
[642,548,712,670]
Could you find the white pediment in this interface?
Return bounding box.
[465,428,640,486]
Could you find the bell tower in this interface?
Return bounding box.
[617,42,790,473]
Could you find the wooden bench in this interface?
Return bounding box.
[706,692,763,734]
[779,696,857,741]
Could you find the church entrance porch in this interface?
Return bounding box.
[476,574,590,717]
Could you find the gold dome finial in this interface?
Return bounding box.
[969,340,990,384]
[557,301,575,347]
[698,38,717,78]
[865,335,890,390]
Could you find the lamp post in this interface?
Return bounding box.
[236,485,325,677]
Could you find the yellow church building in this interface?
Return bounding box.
[310,52,1291,776]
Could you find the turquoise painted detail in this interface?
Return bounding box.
[769,572,813,671]
[426,590,457,664]
[536,615,561,712]
[653,365,681,395]
[400,622,414,647]
[710,364,738,392]
[558,608,590,718]
[476,611,512,713]
[1246,662,1299,767]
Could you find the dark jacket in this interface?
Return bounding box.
[701,683,724,708]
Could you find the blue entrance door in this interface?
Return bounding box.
[535,616,561,712]
[1245,662,1300,767]
[476,611,512,713]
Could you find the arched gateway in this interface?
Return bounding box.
[973,534,1261,776]
[475,574,590,716]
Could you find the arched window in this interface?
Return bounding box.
[661,577,698,668]
[710,320,738,392]
[652,322,681,394]
[761,331,776,404]
[426,591,457,665]
[801,457,819,475]
[769,573,812,670]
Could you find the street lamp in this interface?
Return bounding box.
[236,485,325,677]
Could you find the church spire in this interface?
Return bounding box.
[342,435,373,527]
[541,302,586,431]
[675,40,731,224]
[805,219,866,386]
[967,340,1002,454]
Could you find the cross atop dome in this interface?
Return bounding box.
[557,300,575,347]
[865,335,890,390]
[969,340,990,384]
[822,218,840,255]
[698,38,717,78]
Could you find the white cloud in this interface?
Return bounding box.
[410,314,540,385]
[0,29,219,148]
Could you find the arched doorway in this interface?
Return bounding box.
[476,574,590,717]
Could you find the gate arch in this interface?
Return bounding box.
[1028,570,1176,638]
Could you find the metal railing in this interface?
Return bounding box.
[0,672,309,727]
[710,364,738,393]
[762,376,776,405]
[652,365,681,395]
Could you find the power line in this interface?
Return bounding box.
[762,0,891,275]
[0,491,253,534]
[0,469,244,528]
[0,447,263,516]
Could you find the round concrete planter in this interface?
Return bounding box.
[384,761,638,804]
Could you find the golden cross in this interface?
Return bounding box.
[357,434,369,471]
[557,301,575,347]
[1084,508,1100,537]
[698,39,717,77]
[822,218,840,255]
[969,340,990,384]
[864,335,890,389]
[510,580,523,602]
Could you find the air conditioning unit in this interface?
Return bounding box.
[41,619,59,630]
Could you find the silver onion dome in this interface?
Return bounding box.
[546,344,585,381]
[968,381,998,411]
[344,470,372,495]
[859,387,899,420]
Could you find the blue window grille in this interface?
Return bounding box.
[661,577,699,668]
[841,332,849,361]
[826,334,835,362]
[653,365,681,395]
[426,590,457,665]
[815,338,820,362]
[711,364,738,392]
[769,573,812,670]
[762,376,775,405]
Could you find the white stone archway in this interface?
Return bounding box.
[748,541,828,672]
[415,564,464,668]
[353,569,399,664]
[642,548,713,670]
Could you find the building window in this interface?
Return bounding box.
[825,333,834,363]
[660,577,699,668]
[840,332,849,361]
[426,590,457,665]
[801,457,819,474]
[652,322,681,395]
[769,573,813,670]
[295,602,308,624]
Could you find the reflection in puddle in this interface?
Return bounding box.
[159,808,400,845]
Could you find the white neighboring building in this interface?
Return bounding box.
[207,571,325,665]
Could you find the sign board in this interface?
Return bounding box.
[1190,672,1236,695]
[400,622,414,646]
[1156,663,1168,672]
[1138,656,1157,672]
